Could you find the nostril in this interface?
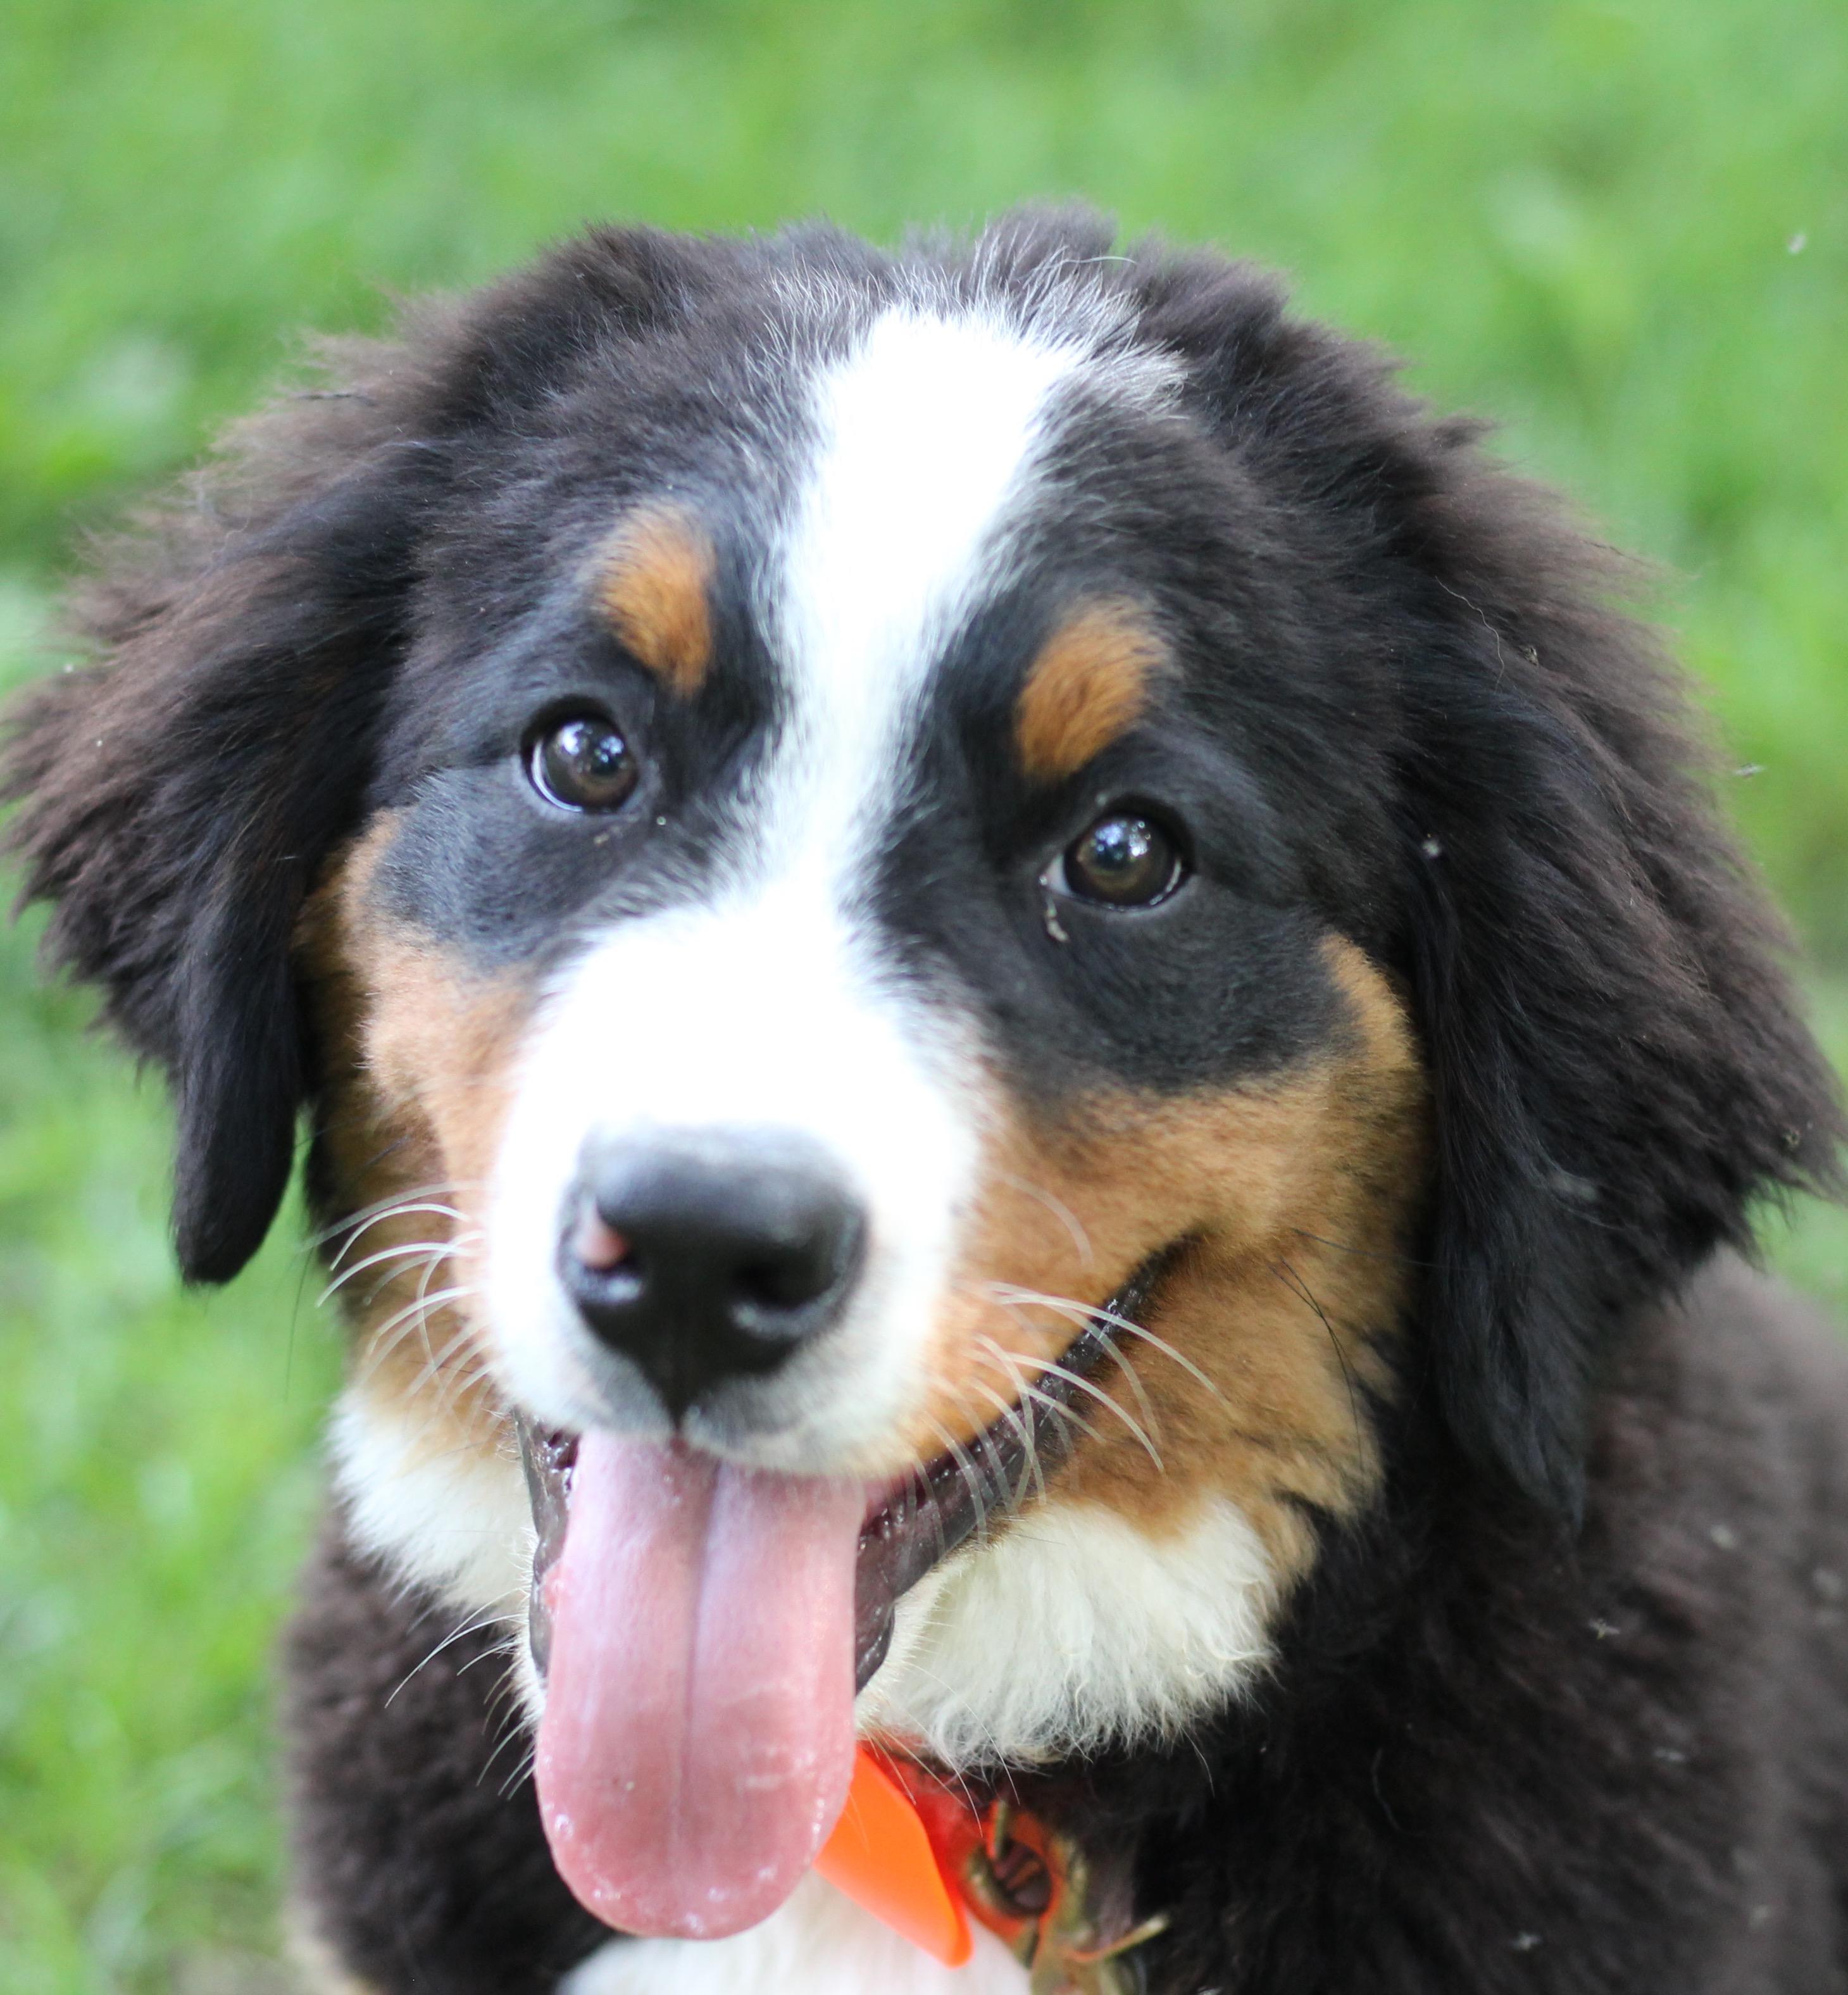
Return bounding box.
[572,1208,631,1273]
[734,1257,795,1310]
[732,1239,838,1313]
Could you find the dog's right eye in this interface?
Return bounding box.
[526,711,639,813]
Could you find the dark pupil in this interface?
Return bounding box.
[1071,815,1173,904]
[541,717,634,809]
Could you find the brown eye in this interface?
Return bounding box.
[1051,810,1185,908]
[528,712,638,813]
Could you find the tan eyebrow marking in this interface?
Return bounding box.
[1015,597,1168,784]
[592,508,716,696]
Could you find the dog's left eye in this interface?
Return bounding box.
[1044,808,1187,909]
[527,711,639,813]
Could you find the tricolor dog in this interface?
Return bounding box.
[8,212,1847,1994]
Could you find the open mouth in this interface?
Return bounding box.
[513,1252,1171,1939]
[516,1250,1171,1690]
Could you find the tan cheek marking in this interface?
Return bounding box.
[593,507,716,696]
[297,817,538,1458]
[901,938,1429,1589]
[1015,597,1167,784]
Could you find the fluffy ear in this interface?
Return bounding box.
[3,380,434,1282]
[1387,450,1844,1515]
[1138,244,1844,1513]
[4,228,710,1284]
[4,230,697,1284]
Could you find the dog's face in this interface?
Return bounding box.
[9,218,1835,1945]
[326,302,1420,1500]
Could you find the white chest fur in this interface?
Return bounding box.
[559,1873,1029,1995]
[331,1390,1281,1991]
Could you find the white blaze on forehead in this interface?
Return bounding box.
[781,306,1090,710]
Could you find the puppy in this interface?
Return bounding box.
[8,210,1846,1995]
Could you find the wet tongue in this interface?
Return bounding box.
[534,1432,864,1939]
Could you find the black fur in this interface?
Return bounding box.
[1066,1258,1848,1991]
[6,211,1845,1991]
[283,1522,613,1994]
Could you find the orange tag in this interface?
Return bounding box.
[815,1746,973,1967]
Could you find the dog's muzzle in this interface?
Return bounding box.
[518,1246,1175,1691]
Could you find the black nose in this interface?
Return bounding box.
[558,1129,866,1420]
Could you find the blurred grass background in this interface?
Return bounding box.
[1,0,1844,1986]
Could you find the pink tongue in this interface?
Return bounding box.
[534,1433,865,1939]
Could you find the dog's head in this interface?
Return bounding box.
[8,213,1839,1939]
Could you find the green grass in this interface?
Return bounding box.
[0,589,342,1989]
[1,1,1844,1986]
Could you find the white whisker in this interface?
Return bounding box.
[923,1414,991,1543]
[322,1196,471,1268]
[987,1280,1222,1398]
[1003,1346,1164,1473]
[386,1610,518,1708]
[318,1237,457,1306]
[973,1333,1108,1452]
[305,1179,467,1253]
[994,1173,1094,1269]
[961,1372,1044,1508]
